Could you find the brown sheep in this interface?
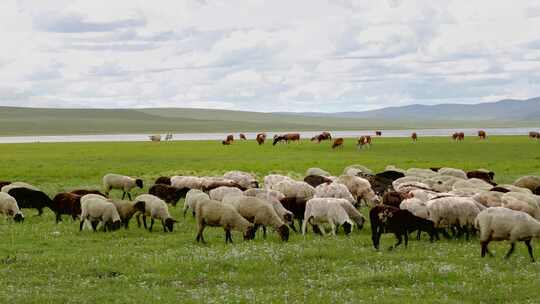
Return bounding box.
[332,138,344,149]
[256,133,266,145]
[70,189,107,197]
[529,131,539,139]
[148,184,189,206]
[466,170,496,185]
[154,176,172,185]
[51,192,82,223]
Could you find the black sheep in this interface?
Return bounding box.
[303,175,333,188]
[148,184,189,206]
[369,205,436,250]
[154,176,172,185]
[8,187,53,216]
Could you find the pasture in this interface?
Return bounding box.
[1,136,539,303]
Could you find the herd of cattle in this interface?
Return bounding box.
[219,130,540,148]
[1,165,540,261]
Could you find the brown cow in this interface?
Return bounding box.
[411,132,418,142]
[478,130,486,140]
[452,132,464,141]
[357,135,372,149]
[226,135,234,142]
[273,133,300,145]
[256,133,266,145]
[239,133,247,140]
[311,132,332,143]
[529,131,540,139]
[332,138,344,149]
[375,131,382,136]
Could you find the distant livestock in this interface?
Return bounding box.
[256,133,267,145]
[311,132,332,143]
[226,135,234,142]
[222,140,231,145]
[375,131,382,136]
[149,135,161,142]
[332,138,344,149]
[240,133,247,140]
[273,133,300,145]
[357,136,372,149]
[411,132,418,142]
[452,132,465,141]
[478,130,487,139]
[529,131,540,139]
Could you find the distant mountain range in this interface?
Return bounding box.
[0,97,538,136]
[279,97,540,121]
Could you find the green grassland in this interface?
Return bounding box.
[1,136,539,303]
[0,106,537,135]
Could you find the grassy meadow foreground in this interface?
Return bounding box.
[1,136,539,303]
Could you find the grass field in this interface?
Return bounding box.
[1,136,539,303]
[0,106,537,135]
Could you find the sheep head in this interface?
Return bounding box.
[165,218,177,232]
[13,213,24,223]
[244,225,256,240]
[135,179,144,189]
[277,225,289,242]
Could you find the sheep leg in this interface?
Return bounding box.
[124,220,129,229]
[127,192,132,201]
[404,231,409,247]
[262,226,267,239]
[149,218,154,232]
[55,213,62,224]
[289,221,297,233]
[91,221,98,232]
[524,240,535,262]
[161,220,167,232]
[122,192,126,200]
[504,243,516,259]
[390,234,403,250]
[301,218,308,235]
[318,225,326,236]
[196,225,206,243]
[142,215,148,229]
[37,208,43,216]
[136,214,141,227]
[416,230,421,240]
[225,230,233,244]
[79,220,84,231]
[330,222,336,236]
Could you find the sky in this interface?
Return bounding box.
[0,0,539,112]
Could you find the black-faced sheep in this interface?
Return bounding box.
[195,198,256,244]
[51,192,82,223]
[0,192,24,222]
[475,207,540,262]
[466,170,496,184]
[148,184,189,206]
[370,205,436,250]
[134,194,177,232]
[223,171,259,189]
[302,198,354,235]
[513,176,540,194]
[183,189,210,217]
[80,195,121,232]
[103,173,143,200]
[7,187,52,216]
[111,200,146,229]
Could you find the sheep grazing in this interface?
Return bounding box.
[304,175,333,188]
[227,196,290,241]
[438,167,467,180]
[336,175,380,207]
[335,198,365,229]
[272,180,315,232]
[382,191,408,208]
[513,176,540,194]
[223,171,259,189]
[51,192,82,223]
[452,178,493,192]
[302,198,354,235]
[209,186,244,202]
[475,207,540,262]
[134,194,177,232]
[529,131,540,139]
[406,168,437,179]
[426,196,482,240]
[183,189,209,217]
[332,138,344,149]
[473,191,504,208]
[201,177,245,192]
[501,192,540,220]
[0,192,24,222]
[1,182,39,193]
[195,198,256,243]
[244,189,294,229]
[370,205,436,250]
[314,182,355,204]
[7,187,53,216]
[110,200,146,229]
[305,167,331,177]
[171,176,204,190]
[154,176,172,185]
[244,188,285,202]
[70,189,107,197]
[264,174,295,190]
[256,133,266,145]
[102,173,143,200]
[148,184,189,206]
[343,164,373,176]
[80,195,121,232]
[466,170,496,184]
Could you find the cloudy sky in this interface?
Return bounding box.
[1,0,539,112]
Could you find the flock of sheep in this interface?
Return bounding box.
[1,166,540,262]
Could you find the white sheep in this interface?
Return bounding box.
[134,194,177,232]
[223,171,259,189]
[513,175,540,194]
[473,191,504,208]
[102,173,143,200]
[426,196,482,239]
[171,176,204,190]
[400,198,429,219]
[385,165,406,174]
[335,199,366,229]
[243,189,293,228]
[392,176,424,190]
[342,164,372,176]
[306,167,331,177]
[438,167,467,180]
[244,188,286,202]
[314,182,355,204]
[80,195,121,232]
[264,174,295,190]
[195,198,256,243]
[394,182,432,194]
[183,189,209,217]
[405,168,437,179]
[501,192,540,220]
[270,180,315,202]
[475,207,540,262]
[452,178,493,191]
[423,175,462,192]
[336,175,380,207]
[495,184,532,194]
[0,192,24,222]
[209,186,243,202]
[302,198,354,235]
[1,182,39,193]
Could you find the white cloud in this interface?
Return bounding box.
[0,0,539,112]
